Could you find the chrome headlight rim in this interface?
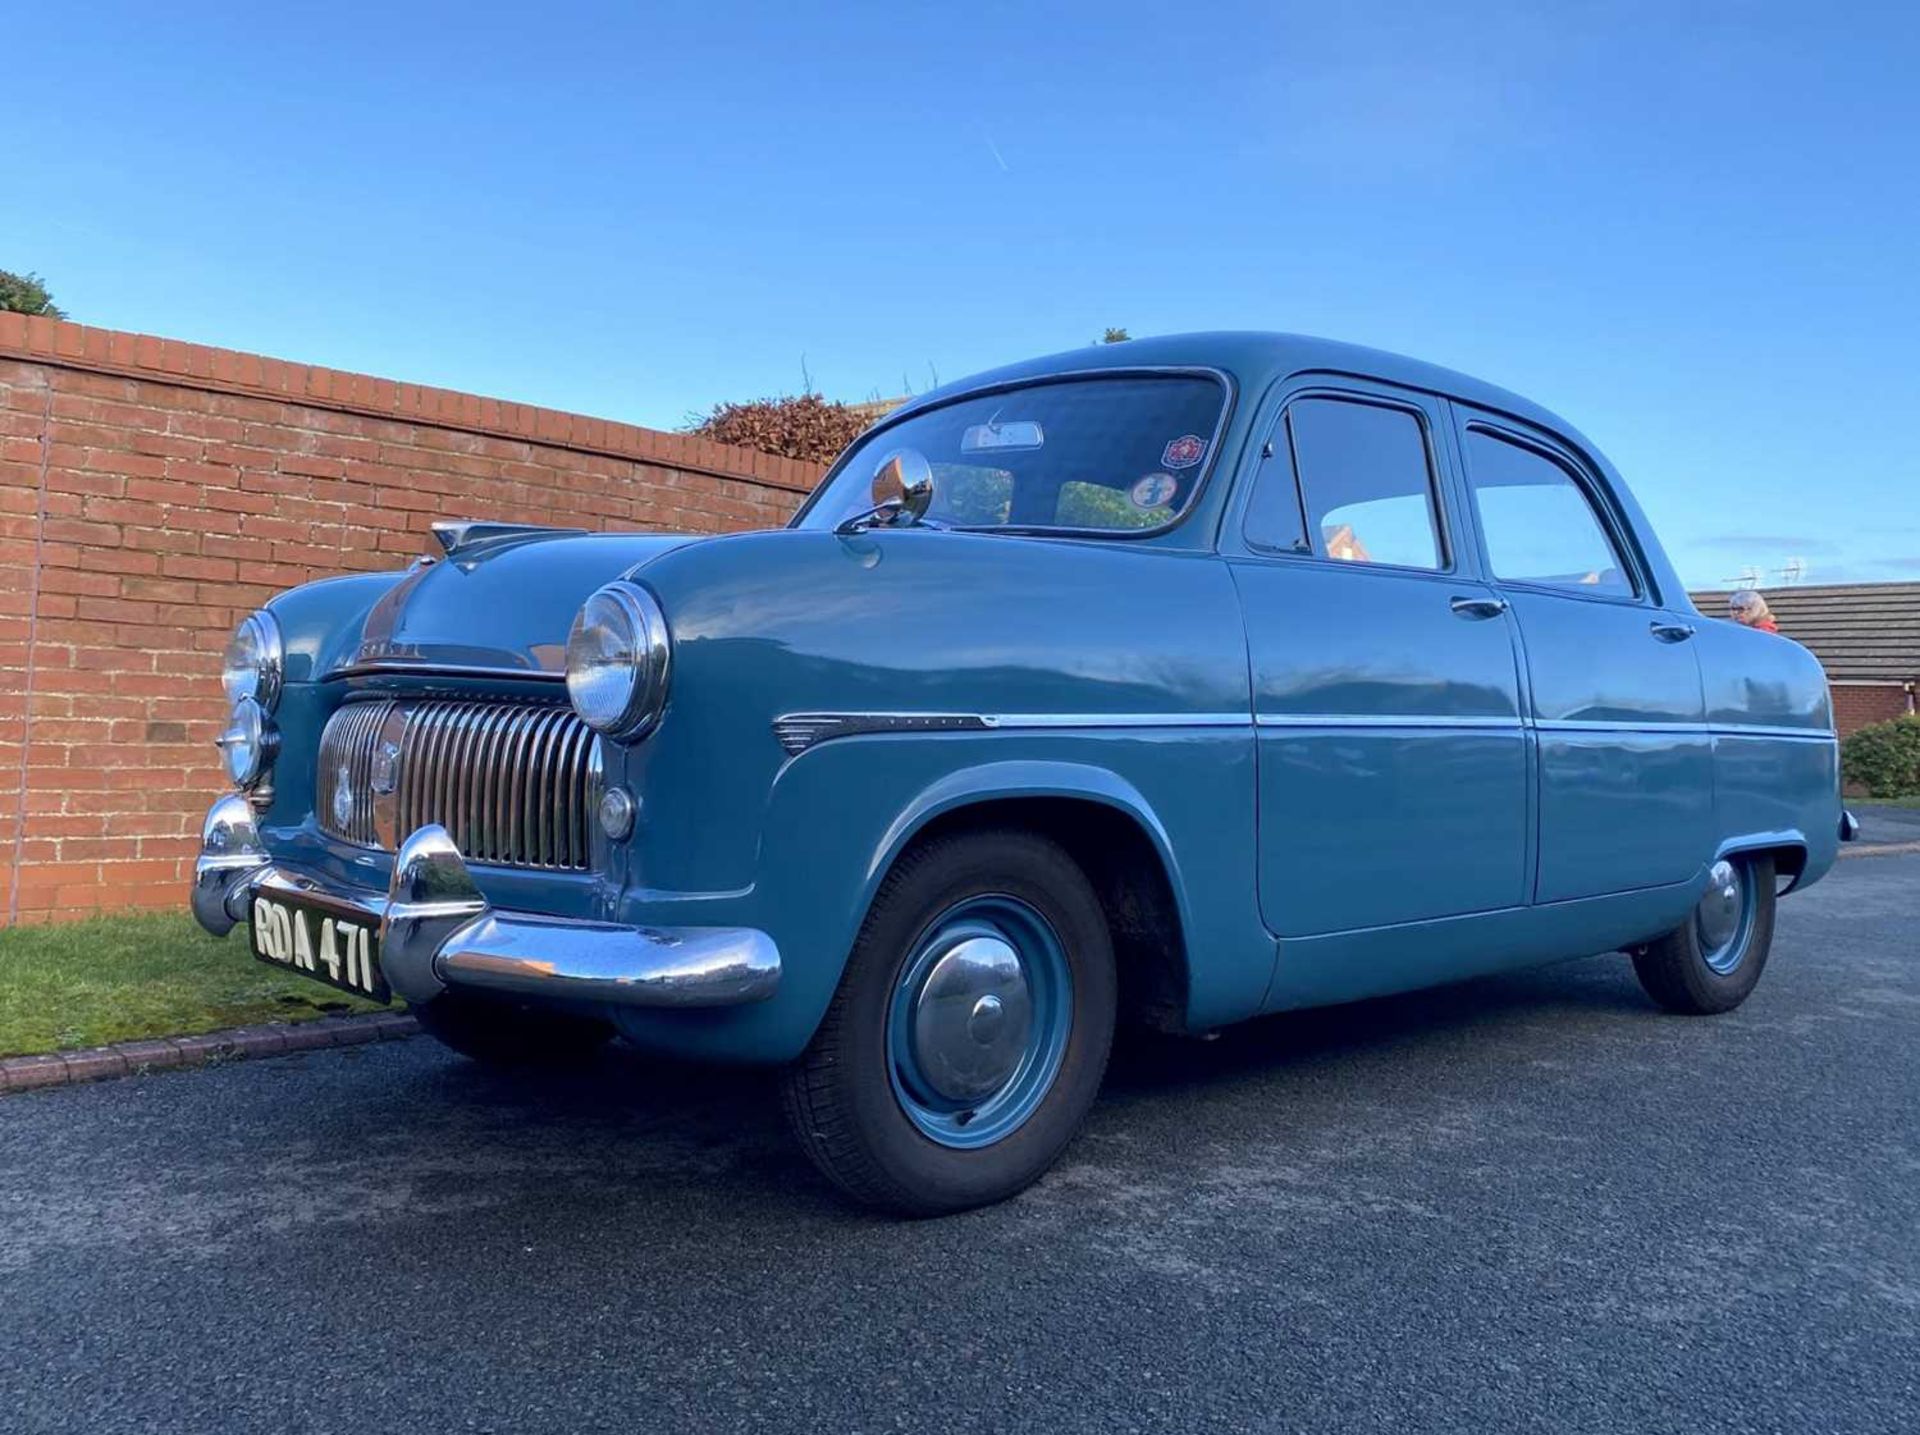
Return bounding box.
[217,695,278,790]
[565,581,671,741]
[222,610,285,713]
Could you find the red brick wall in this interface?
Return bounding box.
[1831,682,1915,738]
[0,314,822,926]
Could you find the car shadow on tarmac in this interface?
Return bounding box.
[369,947,1658,1214]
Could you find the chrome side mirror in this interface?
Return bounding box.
[836,448,937,534]
[870,448,934,523]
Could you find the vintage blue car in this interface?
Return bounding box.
[191,333,1855,1213]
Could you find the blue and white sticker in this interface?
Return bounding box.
[1130,472,1179,510]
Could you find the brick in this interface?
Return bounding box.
[278,1023,338,1053]
[313,1016,381,1047]
[2,1054,71,1090]
[221,1026,291,1057]
[59,1047,132,1083]
[169,1032,237,1064]
[115,1039,186,1071]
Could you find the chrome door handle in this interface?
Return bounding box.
[1649,620,1696,643]
[1450,596,1509,619]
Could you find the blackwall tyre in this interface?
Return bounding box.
[782,828,1118,1216]
[1632,854,1777,1015]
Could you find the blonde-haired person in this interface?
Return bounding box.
[1728,590,1780,634]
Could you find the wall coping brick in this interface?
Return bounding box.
[0,311,821,496]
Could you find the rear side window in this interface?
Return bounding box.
[1463,428,1633,596]
[1273,397,1445,571]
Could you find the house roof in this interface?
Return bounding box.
[1690,582,1920,682]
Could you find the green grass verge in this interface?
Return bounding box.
[1854,795,1920,809]
[0,911,389,1058]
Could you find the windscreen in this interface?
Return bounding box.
[794,373,1228,534]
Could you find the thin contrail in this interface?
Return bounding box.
[983,130,1010,172]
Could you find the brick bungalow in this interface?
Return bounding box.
[1690,583,1920,735]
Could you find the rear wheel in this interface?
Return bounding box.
[1632,854,1777,1014]
[412,989,616,1067]
[783,828,1117,1215]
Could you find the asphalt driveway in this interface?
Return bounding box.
[3,855,1916,1434]
[1857,801,1920,847]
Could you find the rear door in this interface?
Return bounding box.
[1450,406,1711,902]
[1228,383,1531,937]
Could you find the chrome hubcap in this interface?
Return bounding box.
[887,895,1073,1149]
[909,935,1032,1103]
[1695,859,1749,974]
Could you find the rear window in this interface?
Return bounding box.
[794,374,1228,534]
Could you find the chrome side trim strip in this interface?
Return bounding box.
[1254,713,1524,730]
[1707,723,1839,742]
[1535,718,1706,734]
[772,710,1838,756]
[986,712,1250,729]
[1536,719,1836,740]
[773,710,1252,755]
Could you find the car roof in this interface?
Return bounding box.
[889,331,1588,449]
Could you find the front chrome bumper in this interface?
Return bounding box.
[189,795,781,1008]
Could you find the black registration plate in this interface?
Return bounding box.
[248,891,390,1002]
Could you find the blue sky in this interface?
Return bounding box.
[5,1,1917,586]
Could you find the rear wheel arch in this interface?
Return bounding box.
[1717,835,1808,890]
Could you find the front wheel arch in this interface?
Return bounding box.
[865,771,1193,1036]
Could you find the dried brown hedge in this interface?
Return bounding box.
[688,393,874,465]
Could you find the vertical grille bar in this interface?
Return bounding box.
[315,697,596,871]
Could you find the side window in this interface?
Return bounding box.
[1242,437,1309,554]
[1285,397,1444,570]
[1463,428,1634,596]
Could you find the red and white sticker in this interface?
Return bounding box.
[1161,434,1207,470]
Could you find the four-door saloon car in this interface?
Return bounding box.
[191,333,1854,1214]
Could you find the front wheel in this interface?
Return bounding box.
[1632,854,1777,1015]
[782,828,1117,1216]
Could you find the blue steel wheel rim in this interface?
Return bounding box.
[1696,858,1757,976]
[886,895,1073,1150]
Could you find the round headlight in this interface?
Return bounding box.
[216,696,276,789]
[565,582,670,739]
[221,611,284,712]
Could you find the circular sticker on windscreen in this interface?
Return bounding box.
[1130,472,1179,510]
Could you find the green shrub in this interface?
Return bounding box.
[0,268,65,319]
[1841,715,1920,797]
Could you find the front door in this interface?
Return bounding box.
[1451,406,1711,902]
[1232,386,1530,938]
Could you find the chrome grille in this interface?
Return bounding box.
[316,698,600,870]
